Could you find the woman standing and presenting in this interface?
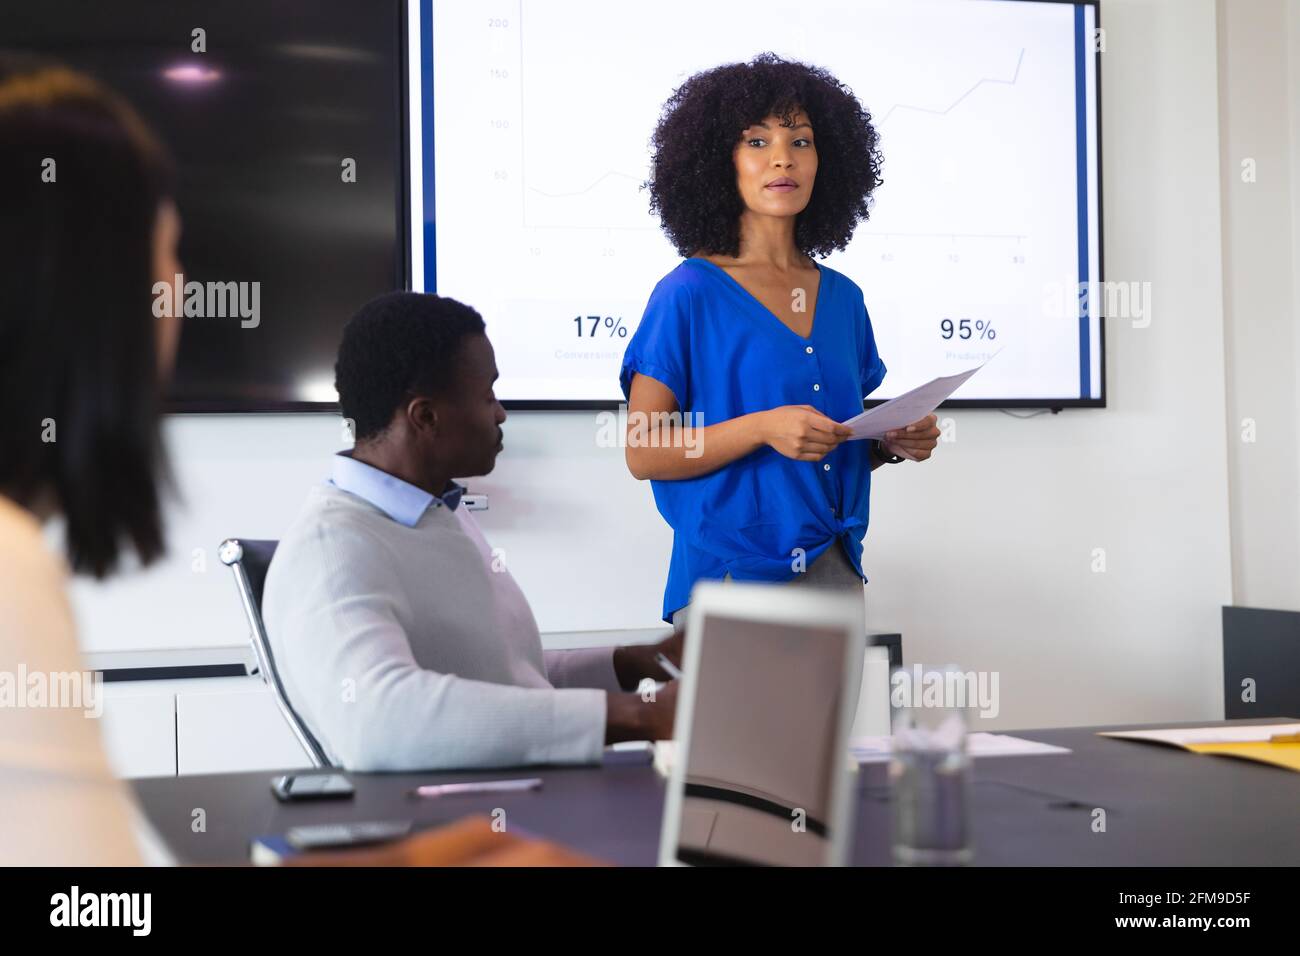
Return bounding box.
[621,54,940,626]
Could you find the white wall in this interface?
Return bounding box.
[69,410,676,654]
[1292,0,1300,474]
[71,0,1246,732]
[1217,0,1300,611]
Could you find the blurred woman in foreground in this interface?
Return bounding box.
[0,59,593,867]
[0,58,181,865]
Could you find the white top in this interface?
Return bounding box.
[262,459,618,771]
[0,496,145,865]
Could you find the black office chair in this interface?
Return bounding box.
[218,538,332,769]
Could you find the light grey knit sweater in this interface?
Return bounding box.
[263,482,619,771]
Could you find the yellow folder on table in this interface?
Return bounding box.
[1183,741,1300,772]
[1098,722,1300,773]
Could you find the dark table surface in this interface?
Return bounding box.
[133,718,1300,866]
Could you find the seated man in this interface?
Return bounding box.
[263,292,678,770]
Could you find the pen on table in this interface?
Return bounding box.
[655,652,683,681]
[409,777,543,798]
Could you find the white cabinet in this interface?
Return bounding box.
[176,682,312,775]
[99,686,176,777]
[99,675,310,778]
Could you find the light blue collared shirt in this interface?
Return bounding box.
[330,453,464,528]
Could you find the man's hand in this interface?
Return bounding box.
[651,628,683,672]
[613,628,684,689]
[287,814,607,867]
[881,413,940,462]
[605,679,678,743]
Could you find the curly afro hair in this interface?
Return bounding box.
[645,52,883,260]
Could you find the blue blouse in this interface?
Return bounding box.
[619,257,888,622]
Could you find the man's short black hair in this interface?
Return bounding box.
[335,291,487,441]
[646,52,884,259]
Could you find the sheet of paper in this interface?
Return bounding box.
[653,739,677,778]
[1097,722,1300,746]
[847,732,1070,763]
[842,355,996,443]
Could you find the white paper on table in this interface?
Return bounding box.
[1097,722,1300,746]
[847,732,1070,763]
[841,354,997,445]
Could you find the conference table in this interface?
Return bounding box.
[133,718,1300,866]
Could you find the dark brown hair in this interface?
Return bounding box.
[0,58,175,577]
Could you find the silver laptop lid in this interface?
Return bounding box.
[659,582,865,867]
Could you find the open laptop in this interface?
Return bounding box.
[658,582,866,866]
